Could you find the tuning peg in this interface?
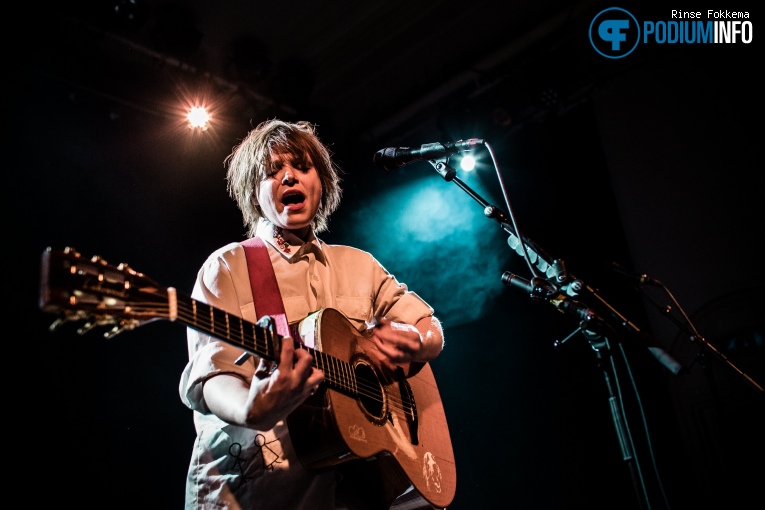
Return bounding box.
[48,311,87,331]
[116,262,140,276]
[76,322,98,335]
[104,325,127,339]
[48,317,66,332]
[63,246,81,259]
[104,320,139,339]
[104,325,122,339]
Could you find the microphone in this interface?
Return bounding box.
[610,261,663,287]
[373,138,484,171]
[503,272,683,374]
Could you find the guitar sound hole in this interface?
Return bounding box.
[353,361,386,424]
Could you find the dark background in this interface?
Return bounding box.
[10,1,762,508]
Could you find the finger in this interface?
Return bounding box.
[372,327,411,354]
[302,366,324,395]
[278,336,296,370]
[292,348,314,374]
[370,333,398,358]
[307,368,324,387]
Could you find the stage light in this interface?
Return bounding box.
[187,106,210,130]
[460,154,476,172]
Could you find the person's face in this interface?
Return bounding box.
[257,151,322,236]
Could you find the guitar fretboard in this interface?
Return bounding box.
[174,294,358,397]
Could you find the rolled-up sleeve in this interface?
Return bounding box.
[179,244,257,414]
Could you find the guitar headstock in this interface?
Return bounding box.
[39,247,176,338]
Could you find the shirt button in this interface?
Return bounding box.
[312,275,318,281]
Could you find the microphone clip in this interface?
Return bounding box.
[429,159,457,181]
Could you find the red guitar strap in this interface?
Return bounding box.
[236,237,306,365]
[236,237,313,365]
[241,236,290,338]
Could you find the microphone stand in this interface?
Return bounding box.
[426,155,679,509]
[637,285,764,395]
[427,157,683,375]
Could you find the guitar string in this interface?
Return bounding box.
[173,302,413,413]
[61,255,412,413]
[151,300,417,415]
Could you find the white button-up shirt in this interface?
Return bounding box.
[179,218,434,509]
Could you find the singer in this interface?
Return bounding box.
[178,119,449,510]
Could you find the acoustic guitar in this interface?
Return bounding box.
[38,247,456,509]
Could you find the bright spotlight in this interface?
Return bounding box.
[460,154,476,171]
[187,106,210,129]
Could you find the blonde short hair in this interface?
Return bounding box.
[225,119,342,236]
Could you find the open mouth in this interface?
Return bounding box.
[282,190,305,206]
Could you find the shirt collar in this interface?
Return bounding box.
[255,217,324,258]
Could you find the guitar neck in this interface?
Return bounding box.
[38,246,358,398]
[172,291,284,361]
[171,292,356,397]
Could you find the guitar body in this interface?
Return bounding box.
[287,308,456,509]
[38,248,456,509]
